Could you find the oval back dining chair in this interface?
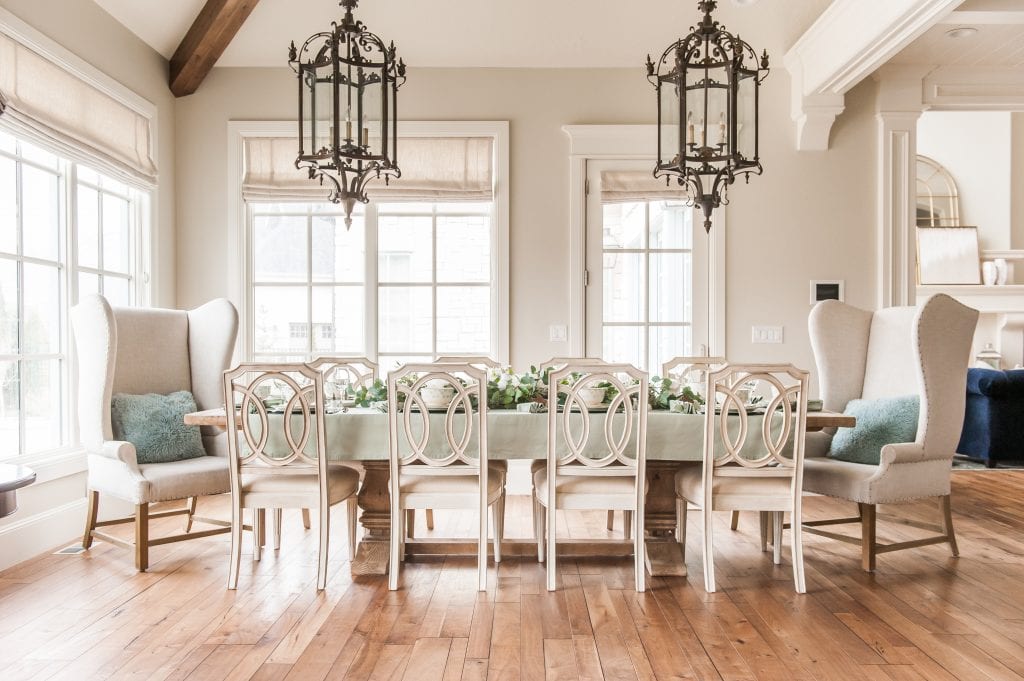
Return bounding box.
[387,364,505,591]
[535,362,649,592]
[223,363,360,590]
[675,364,810,593]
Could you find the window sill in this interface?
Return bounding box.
[6,448,88,485]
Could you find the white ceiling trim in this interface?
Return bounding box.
[784,0,962,151]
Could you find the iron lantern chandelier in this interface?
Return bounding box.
[289,0,406,228]
[646,0,769,232]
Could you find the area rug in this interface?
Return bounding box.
[953,456,1024,470]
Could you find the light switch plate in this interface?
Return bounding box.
[549,325,567,342]
[751,325,784,344]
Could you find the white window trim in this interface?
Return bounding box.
[227,120,511,365]
[562,124,726,358]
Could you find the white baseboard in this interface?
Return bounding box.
[0,497,88,572]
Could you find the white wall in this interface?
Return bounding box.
[0,0,176,570]
[918,111,1013,251]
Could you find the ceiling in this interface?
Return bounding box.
[92,0,832,69]
[888,0,1024,68]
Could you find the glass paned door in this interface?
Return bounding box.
[585,160,713,372]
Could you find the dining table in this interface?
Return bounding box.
[186,407,855,577]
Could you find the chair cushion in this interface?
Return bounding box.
[138,455,230,502]
[111,391,207,464]
[241,464,360,506]
[829,395,918,465]
[399,471,504,502]
[532,466,637,506]
[675,466,793,506]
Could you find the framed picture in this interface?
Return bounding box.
[917,226,981,285]
[809,280,844,305]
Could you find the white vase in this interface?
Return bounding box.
[995,258,1009,285]
[982,261,997,286]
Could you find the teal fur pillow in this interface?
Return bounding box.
[829,395,919,465]
[111,391,207,464]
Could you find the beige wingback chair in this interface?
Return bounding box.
[801,294,978,571]
[71,294,239,571]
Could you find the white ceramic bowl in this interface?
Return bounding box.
[421,380,456,409]
[576,386,607,409]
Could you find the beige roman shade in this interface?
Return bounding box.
[0,31,157,185]
[600,170,687,204]
[242,136,494,202]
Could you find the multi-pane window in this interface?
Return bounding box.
[246,201,496,367]
[0,128,145,460]
[377,202,492,368]
[598,200,694,371]
[250,203,365,362]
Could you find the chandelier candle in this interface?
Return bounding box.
[647,0,769,232]
[289,0,406,228]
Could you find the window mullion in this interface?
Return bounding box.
[307,209,315,360]
[14,150,25,455]
[431,208,438,359]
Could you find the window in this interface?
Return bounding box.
[246,200,497,368]
[0,127,147,461]
[583,158,720,372]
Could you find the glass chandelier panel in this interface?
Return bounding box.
[647,0,769,232]
[289,0,406,228]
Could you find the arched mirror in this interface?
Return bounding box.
[916,155,961,227]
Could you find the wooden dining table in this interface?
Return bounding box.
[186,407,854,577]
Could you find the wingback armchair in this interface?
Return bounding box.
[71,294,239,571]
[802,294,978,571]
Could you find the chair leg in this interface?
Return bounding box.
[607,510,615,532]
[135,503,149,573]
[941,494,959,557]
[792,500,806,594]
[702,504,715,593]
[228,502,243,590]
[301,508,311,530]
[347,497,358,559]
[252,509,263,562]
[634,507,645,593]
[184,496,198,533]
[426,509,435,531]
[859,503,877,572]
[406,509,416,539]
[730,510,740,531]
[399,509,406,563]
[772,512,783,565]
[546,494,557,592]
[316,503,330,591]
[623,510,633,541]
[273,509,283,551]
[82,490,99,549]
[389,500,402,591]
[759,511,769,552]
[534,497,545,563]
[493,495,504,564]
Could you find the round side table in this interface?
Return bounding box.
[0,464,36,518]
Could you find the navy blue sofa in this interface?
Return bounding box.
[958,368,1024,467]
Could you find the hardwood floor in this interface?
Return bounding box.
[2,471,1023,680]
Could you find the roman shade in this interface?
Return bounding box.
[0,31,158,185]
[242,136,494,202]
[600,170,688,204]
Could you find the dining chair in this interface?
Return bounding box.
[267,356,378,544]
[72,294,238,572]
[387,364,505,591]
[429,355,502,535]
[223,363,361,590]
[801,294,977,571]
[534,362,649,592]
[535,357,637,536]
[675,364,810,593]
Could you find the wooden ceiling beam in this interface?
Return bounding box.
[169,0,261,97]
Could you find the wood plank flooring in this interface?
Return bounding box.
[1,470,1023,680]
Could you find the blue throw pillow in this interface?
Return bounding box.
[828,395,919,465]
[111,391,207,464]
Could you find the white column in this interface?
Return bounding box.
[877,111,921,308]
